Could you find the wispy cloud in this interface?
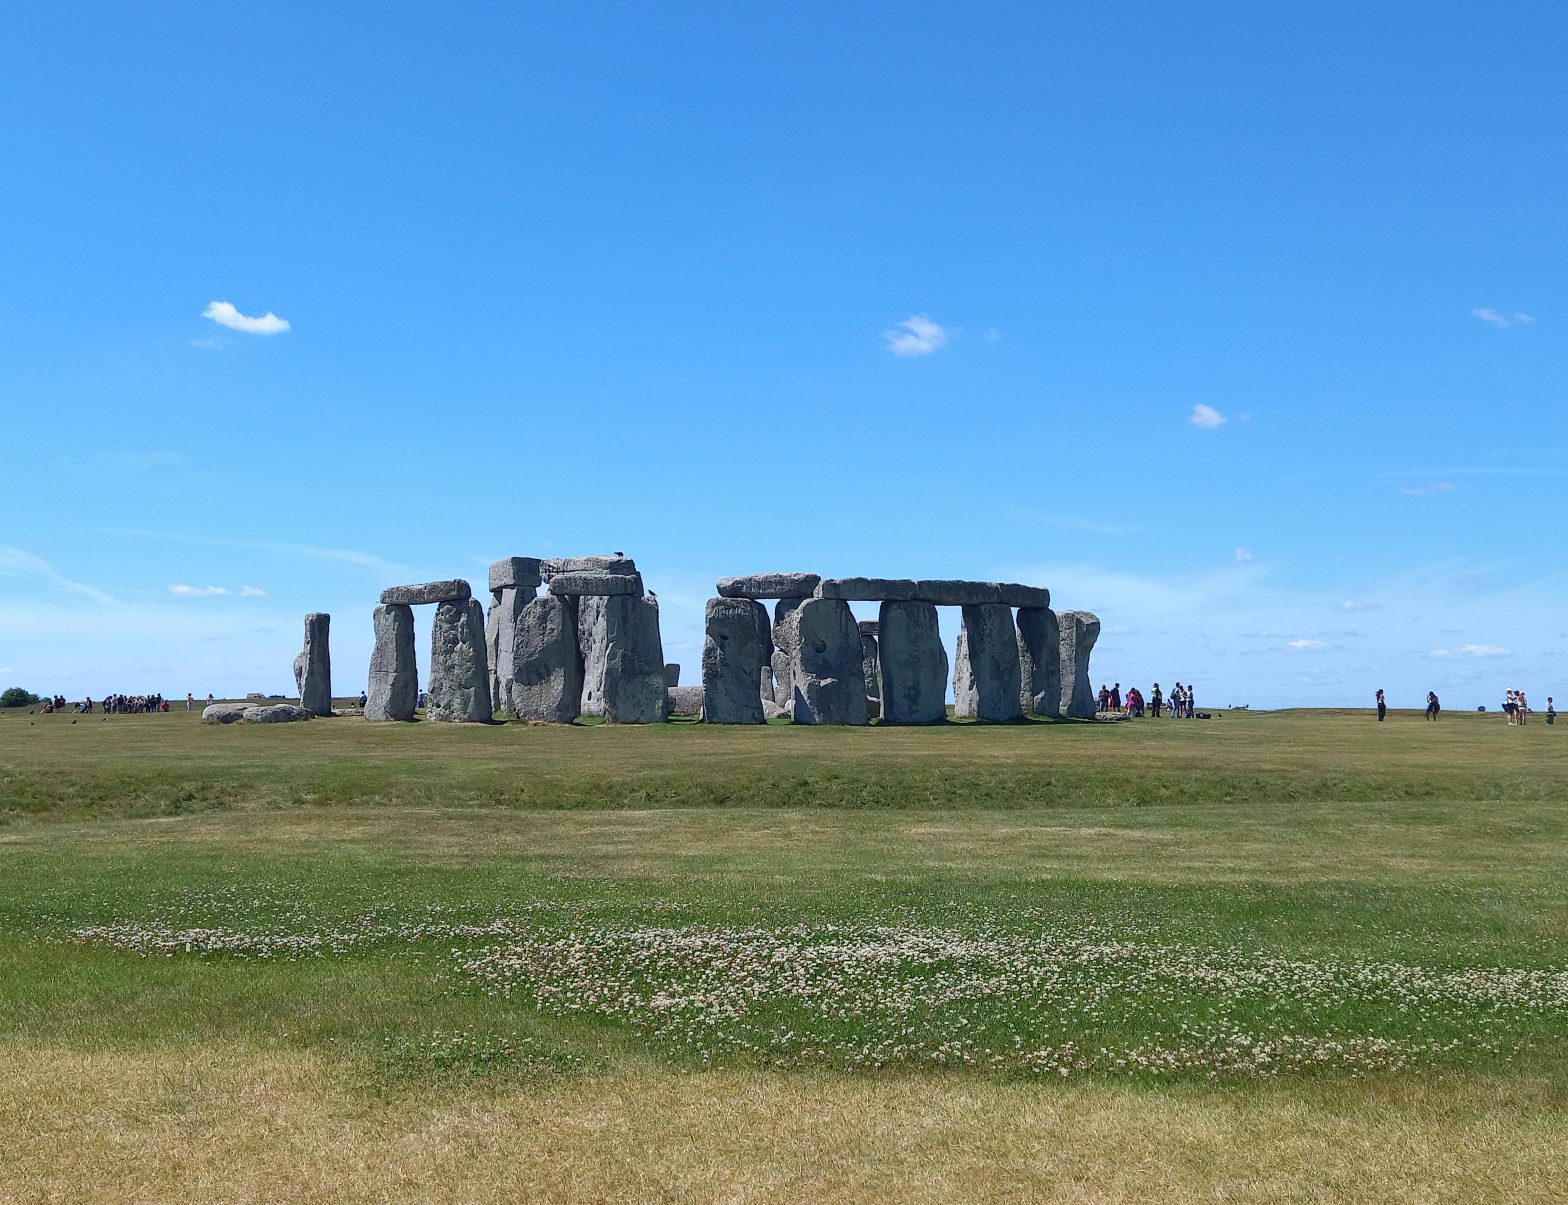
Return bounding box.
[203,300,290,336]
[883,314,951,357]
[1235,547,1255,562]
[1430,643,1508,658]
[240,585,267,597]
[0,546,117,606]
[1189,404,1226,429]
[1286,638,1327,651]
[102,528,409,578]
[1337,600,1383,612]
[170,584,229,597]
[1470,308,1534,329]
[1399,481,1456,497]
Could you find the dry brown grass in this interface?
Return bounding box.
[4,1043,1566,1203]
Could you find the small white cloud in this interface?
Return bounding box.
[240,584,267,597]
[883,314,950,357]
[1470,308,1533,329]
[1234,547,1254,562]
[1189,404,1226,429]
[1430,643,1508,658]
[203,300,290,335]
[1337,599,1382,612]
[1287,638,1327,651]
[169,584,230,597]
[1399,481,1456,496]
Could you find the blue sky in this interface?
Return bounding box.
[2,3,1563,708]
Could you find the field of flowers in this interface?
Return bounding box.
[65,886,1567,1083]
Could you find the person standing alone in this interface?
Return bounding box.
[1376,688,1386,721]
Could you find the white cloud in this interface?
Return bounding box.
[1337,599,1383,612]
[1234,547,1254,562]
[240,585,267,597]
[1430,643,1508,658]
[883,314,950,356]
[1470,308,1534,329]
[0,546,117,605]
[202,300,291,335]
[1189,404,1226,429]
[1399,481,1456,496]
[1287,638,1327,651]
[169,584,230,597]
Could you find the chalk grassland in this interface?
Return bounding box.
[1,707,1566,1202]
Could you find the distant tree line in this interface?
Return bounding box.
[1,687,40,708]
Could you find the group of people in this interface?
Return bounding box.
[39,693,173,714]
[1096,681,1196,718]
[1375,689,1556,725]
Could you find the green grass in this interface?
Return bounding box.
[2,705,1566,1200]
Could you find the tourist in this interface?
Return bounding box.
[1518,689,1528,726]
[1505,689,1518,725]
[358,690,368,708]
[1546,697,1556,725]
[1376,688,1386,721]
[185,692,194,711]
[1110,682,1122,712]
[1097,684,1111,713]
[1150,683,1163,717]
[1425,691,1440,721]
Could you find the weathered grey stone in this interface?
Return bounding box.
[815,577,917,602]
[379,579,472,606]
[427,598,493,723]
[666,685,704,716]
[577,594,610,717]
[997,583,1051,609]
[299,613,332,717]
[511,594,582,722]
[953,604,1023,722]
[751,601,775,703]
[664,663,681,688]
[600,595,667,723]
[861,630,882,720]
[485,599,501,712]
[1058,610,1101,719]
[1016,607,1061,717]
[540,555,637,580]
[488,586,535,716]
[488,557,543,591]
[243,703,312,723]
[366,603,418,721]
[783,597,867,725]
[858,621,879,637]
[913,580,1003,607]
[702,597,767,724]
[716,572,821,600]
[877,601,948,724]
[202,702,251,724]
[548,572,645,597]
[292,651,306,695]
[770,598,804,706]
[763,699,791,721]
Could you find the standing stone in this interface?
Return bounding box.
[427,598,493,723]
[1016,607,1061,717]
[771,598,803,708]
[600,595,667,724]
[878,601,948,725]
[953,604,1023,722]
[783,598,867,725]
[511,594,582,723]
[859,621,882,720]
[702,597,767,724]
[292,651,306,696]
[489,586,535,716]
[299,613,332,717]
[366,603,418,721]
[485,596,502,713]
[664,663,681,688]
[577,594,612,717]
[1058,610,1101,719]
[751,601,775,703]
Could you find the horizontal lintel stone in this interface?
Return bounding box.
[913,579,1002,607]
[488,557,543,591]
[379,579,472,606]
[716,572,822,600]
[548,572,645,597]
[997,583,1051,609]
[540,556,637,580]
[815,577,917,602]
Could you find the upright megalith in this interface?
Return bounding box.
[299,613,332,717]
[575,594,612,717]
[1016,606,1060,717]
[877,601,947,725]
[488,585,535,716]
[428,598,492,723]
[1058,610,1101,719]
[664,663,681,688]
[365,603,418,721]
[771,598,804,709]
[752,601,775,703]
[600,595,667,723]
[953,604,1023,722]
[546,558,642,718]
[859,621,882,720]
[702,597,767,724]
[511,594,582,723]
[783,597,867,725]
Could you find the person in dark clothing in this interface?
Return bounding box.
[1376,688,1386,721]
[1425,691,1440,720]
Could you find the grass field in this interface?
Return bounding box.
[2,704,1566,1202]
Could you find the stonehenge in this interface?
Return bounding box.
[338,553,1101,729]
[702,597,767,724]
[298,613,332,716]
